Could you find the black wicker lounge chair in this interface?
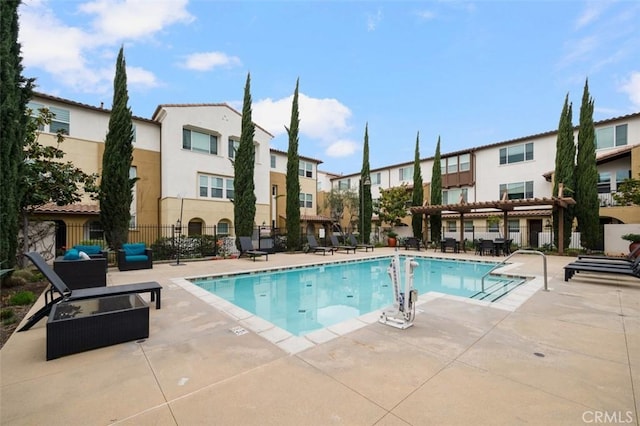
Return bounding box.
[18,252,162,332]
[329,235,356,253]
[239,236,268,261]
[577,244,640,263]
[306,235,335,255]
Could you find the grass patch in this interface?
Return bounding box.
[8,291,36,306]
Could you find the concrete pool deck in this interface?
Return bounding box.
[1,248,638,425]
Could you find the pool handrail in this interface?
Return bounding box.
[481,249,548,293]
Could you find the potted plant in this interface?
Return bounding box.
[386,230,398,247]
[621,233,640,258]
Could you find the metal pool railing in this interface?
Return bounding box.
[481,249,548,293]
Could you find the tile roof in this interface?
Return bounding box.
[33,203,100,215]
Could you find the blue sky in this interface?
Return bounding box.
[18,0,640,175]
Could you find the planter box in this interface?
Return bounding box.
[47,294,149,360]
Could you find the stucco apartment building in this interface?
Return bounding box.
[27,91,639,253]
[326,113,640,249]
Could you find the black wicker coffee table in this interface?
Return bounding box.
[47,294,149,360]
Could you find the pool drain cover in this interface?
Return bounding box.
[230,326,248,336]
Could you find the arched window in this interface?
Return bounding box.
[217,219,232,236]
[188,219,203,236]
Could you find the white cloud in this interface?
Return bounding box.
[415,10,436,21]
[252,93,357,158]
[182,52,242,71]
[325,140,359,158]
[575,1,609,30]
[78,0,194,40]
[18,0,190,94]
[367,8,383,31]
[620,71,640,108]
[253,93,352,142]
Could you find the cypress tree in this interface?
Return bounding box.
[99,46,135,251]
[430,137,443,242]
[552,94,576,251]
[411,132,424,239]
[234,73,257,240]
[360,124,372,244]
[575,79,600,250]
[285,79,301,250]
[1,0,34,267]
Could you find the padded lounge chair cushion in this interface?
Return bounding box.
[125,254,149,263]
[63,249,81,260]
[123,243,146,256]
[73,245,103,255]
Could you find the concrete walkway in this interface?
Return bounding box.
[1,248,638,425]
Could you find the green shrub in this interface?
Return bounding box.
[1,308,15,320]
[3,275,27,288]
[9,291,36,306]
[11,268,35,282]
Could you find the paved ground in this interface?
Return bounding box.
[1,248,638,425]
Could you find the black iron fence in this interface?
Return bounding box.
[52,223,287,264]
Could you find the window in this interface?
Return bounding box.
[228,138,240,159]
[487,219,499,233]
[217,220,230,236]
[132,124,137,143]
[270,154,276,168]
[447,221,457,232]
[464,220,474,232]
[48,106,70,134]
[447,156,458,173]
[508,219,520,233]
[371,172,381,185]
[183,128,218,154]
[26,102,70,134]
[596,124,627,149]
[299,161,313,178]
[338,179,351,190]
[597,172,611,193]
[299,193,313,208]
[442,188,467,204]
[499,181,533,200]
[499,142,533,165]
[188,220,203,236]
[459,154,470,172]
[199,174,234,200]
[87,220,104,240]
[129,167,137,228]
[399,166,413,181]
[616,169,631,189]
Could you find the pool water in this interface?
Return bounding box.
[191,256,524,336]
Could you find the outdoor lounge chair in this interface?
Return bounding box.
[18,252,162,332]
[239,236,268,261]
[329,235,356,253]
[577,244,640,263]
[348,234,374,252]
[563,256,640,282]
[404,237,423,251]
[306,235,335,255]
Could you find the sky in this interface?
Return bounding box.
[17,0,640,176]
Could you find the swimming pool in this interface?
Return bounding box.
[190,256,525,336]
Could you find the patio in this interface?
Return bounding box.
[1,248,638,425]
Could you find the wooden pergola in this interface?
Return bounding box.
[409,190,576,254]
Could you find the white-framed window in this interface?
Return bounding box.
[499,142,533,165]
[299,193,313,208]
[447,220,457,232]
[299,160,313,178]
[399,166,413,181]
[442,188,468,204]
[26,102,70,134]
[615,169,631,190]
[487,219,500,233]
[199,174,234,200]
[464,220,474,232]
[597,172,611,193]
[370,172,381,185]
[338,179,350,190]
[132,124,137,143]
[87,220,104,240]
[129,167,137,228]
[217,220,231,236]
[447,156,458,173]
[270,154,276,168]
[508,219,520,233]
[596,124,627,149]
[228,138,240,159]
[499,181,534,200]
[183,128,218,154]
[459,154,470,171]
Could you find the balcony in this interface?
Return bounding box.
[598,192,623,207]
